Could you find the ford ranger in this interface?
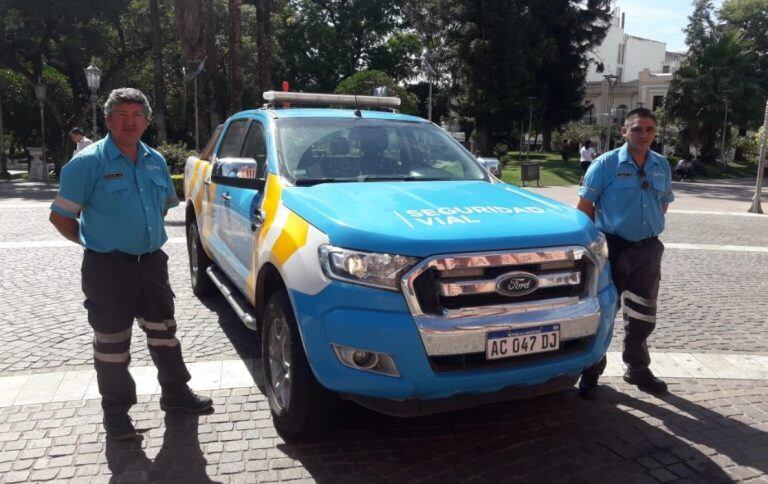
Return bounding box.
[184,91,617,439]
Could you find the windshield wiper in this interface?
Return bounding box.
[293,177,358,186]
[359,176,453,182]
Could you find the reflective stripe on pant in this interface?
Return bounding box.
[82,250,191,414]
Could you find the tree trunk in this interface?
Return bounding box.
[173,0,218,143]
[542,127,553,152]
[256,0,273,95]
[228,0,243,113]
[475,114,491,156]
[149,0,167,144]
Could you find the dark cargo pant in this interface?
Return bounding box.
[583,234,664,379]
[82,249,191,416]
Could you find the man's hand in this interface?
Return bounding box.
[49,211,81,244]
[576,197,596,221]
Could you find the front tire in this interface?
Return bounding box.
[187,220,216,297]
[262,291,339,440]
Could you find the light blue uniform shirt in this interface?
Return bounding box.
[51,134,179,255]
[579,144,674,242]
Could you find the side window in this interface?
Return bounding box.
[241,122,268,177]
[218,119,250,158]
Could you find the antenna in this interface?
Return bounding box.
[353,94,362,117]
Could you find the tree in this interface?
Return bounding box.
[665,0,763,163]
[274,0,415,92]
[150,0,168,143]
[334,70,418,114]
[229,0,244,113]
[409,0,610,155]
[254,0,273,94]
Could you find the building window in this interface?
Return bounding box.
[653,96,664,112]
[662,65,670,73]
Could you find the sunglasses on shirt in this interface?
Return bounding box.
[637,168,650,190]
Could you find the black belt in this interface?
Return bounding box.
[604,233,658,248]
[86,248,161,262]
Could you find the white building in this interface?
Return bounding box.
[586,8,684,83]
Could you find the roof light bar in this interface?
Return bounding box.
[263,91,401,108]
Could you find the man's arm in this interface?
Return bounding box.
[663,203,669,214]
[576,197,596,221]
[49,211,81,243]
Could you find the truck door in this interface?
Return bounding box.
[209,118,251,279]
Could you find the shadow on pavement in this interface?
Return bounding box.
[106,413,220,483]
[200,295,264,386]
[273,384,761,483]
[0,180,59,202]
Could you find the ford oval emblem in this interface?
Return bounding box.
[495,272,540,297]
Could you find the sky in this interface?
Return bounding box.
[615,0,725,52]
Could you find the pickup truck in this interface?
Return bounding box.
[184,91,618,439]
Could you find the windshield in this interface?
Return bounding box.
[275,118,486,184]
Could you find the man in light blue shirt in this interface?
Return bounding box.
[576,108,674,398]
[49,88,212,440]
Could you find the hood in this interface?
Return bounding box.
[281,181,596,257]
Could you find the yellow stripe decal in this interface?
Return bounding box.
[247,173,283,300]
[272,212,310,265]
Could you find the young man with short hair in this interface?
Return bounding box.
[576,108,674,398]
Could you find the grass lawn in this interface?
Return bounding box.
[498,151,762,187]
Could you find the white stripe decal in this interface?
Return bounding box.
[93,328,132,344]
[624,306,657,323]
[52,196,82,214]
[622,290,656,308]
[147,337,179,348]
[137,318,176,331]
[94,351,129,363]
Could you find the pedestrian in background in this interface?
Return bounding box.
[579,139,596,185]
[576,107,674,398]
[49,88,212,441]
[69,127,93,157]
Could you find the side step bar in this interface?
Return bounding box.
[206,266,258,332]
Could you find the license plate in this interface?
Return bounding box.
[486,324,560,360]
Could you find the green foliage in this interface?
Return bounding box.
[732,127,765,163]
[171,174,184,200]
[334,70,419,114]
[492,143,509,158]
[157,142,194,174]
[665,0,765,162]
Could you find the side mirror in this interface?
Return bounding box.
[211,157,266,190]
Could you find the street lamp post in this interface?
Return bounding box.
[33,77,47,182]
[0,83,8,179]
[603,74,618,153]
[719,97,730,174]
[84,60,102,139]
[748,100,768,214]
[526,96,535,161]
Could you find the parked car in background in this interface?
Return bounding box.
[476,156,501,177]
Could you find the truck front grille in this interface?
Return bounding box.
[402,247,596,318]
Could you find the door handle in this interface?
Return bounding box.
[221,192,231,201]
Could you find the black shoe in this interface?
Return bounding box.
[104,413,139,441]
[160,388,213,413]
[577,375,599,399]
[623,369,668,395]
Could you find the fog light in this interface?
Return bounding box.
[351,350,379,369]
[332,344,399,377]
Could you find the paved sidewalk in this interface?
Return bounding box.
[2,174,768,482]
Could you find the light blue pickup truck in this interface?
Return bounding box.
[184,91,617,439]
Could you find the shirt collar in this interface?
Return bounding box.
[617,143,661,170]
[104,134,152,162]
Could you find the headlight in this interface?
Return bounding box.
[586,232,608,272]
[319,245,419,291]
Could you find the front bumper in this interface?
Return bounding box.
[289,267,617,405]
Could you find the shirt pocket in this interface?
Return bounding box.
[611,174,637,190]
[102,178,133,203]
[149,175,168,207]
